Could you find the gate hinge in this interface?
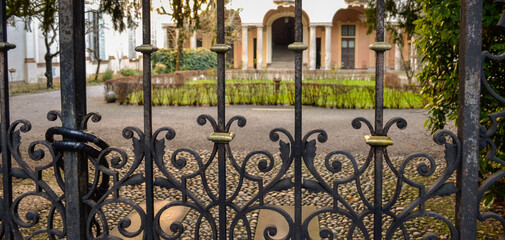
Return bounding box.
[364,135,393,147]
[208,132,235,144]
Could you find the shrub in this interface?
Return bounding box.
[105,77,142,104]
[120,68,141,77]
[384,72,402,88]
[101,69,114,81]
[153,62,167,75]
[152,48,217,73]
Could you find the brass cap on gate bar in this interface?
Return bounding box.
[364,135,393,147]
[369,42,392,52]
[208,132,236,143]
[0,42,16,51]
[135,44,159,54]
[288,42,308,52]
[211,44,232,53]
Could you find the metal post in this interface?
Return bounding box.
[58,0,87,238]
[216,0,227,239]
[373,0,385,238]
[135,0,157,238]
[456,0,482,237]
[294,0,303,239]
[0,0,15,238]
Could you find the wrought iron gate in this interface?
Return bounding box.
[0,0,502,239]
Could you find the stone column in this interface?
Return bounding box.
[256,25,263,70]
[161,27,167,48]
[190,32,197,49]
[242,26,248,70]
[324,25,332,70]
[266,26,272,64]
[303,26,309,64]
[395,42,402,71]
[309,25,317,70]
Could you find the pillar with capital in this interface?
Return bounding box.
[190,32,197,49]
[266,26,272,65]
[395,41,402,71]
[256,25,264,70]
[242,26,248,70]
[324,25,332,70]
[309,25,316,70]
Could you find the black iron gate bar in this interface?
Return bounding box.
[0,0,501,238]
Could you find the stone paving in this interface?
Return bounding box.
[10,85,474,239]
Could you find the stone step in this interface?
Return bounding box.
[110,200,190,239]
[254,206,321,240]
[268,61,295,70]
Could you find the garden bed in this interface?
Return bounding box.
[106,78,427,109]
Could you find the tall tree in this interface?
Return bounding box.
[39,0,58,89]
[7,0,140,88]
[157,0,213,71]
[7,0,59,88]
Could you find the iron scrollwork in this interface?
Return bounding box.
[297,116,461,240]
[476,5,505,238]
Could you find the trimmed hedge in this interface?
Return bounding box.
[152,48,217,73]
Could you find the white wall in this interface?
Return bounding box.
[5,0,355,83]
[230,0,350,24]
[7,18,26,82]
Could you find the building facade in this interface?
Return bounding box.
[7,0,408,83]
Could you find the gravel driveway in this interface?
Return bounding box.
[10,85,450,159]
[13,85,496,239]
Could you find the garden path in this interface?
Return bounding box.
[11,84,449,159]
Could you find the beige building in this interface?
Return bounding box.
[7,0,410,83]
[170,0,409,71]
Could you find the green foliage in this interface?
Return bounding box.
[99,0,141,32]
[416,0,505,204]
[116,80,426,108]
[365,0,421,83]
[156,0,214,71]
[365,0,420,40]
[101,69,114,81]
[415,0,462,131]
[6,0,32,20]
[416,0,504,130]
[151,48,217,73]
[152,62,167,75]
[157,0,212,29]
[119,68,141,77]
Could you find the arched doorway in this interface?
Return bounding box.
[262,6,309,69]
[272,17,295,62]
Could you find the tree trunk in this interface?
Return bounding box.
[45,54,54,89]
[94,59,102,82]
[175,36,184,71]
